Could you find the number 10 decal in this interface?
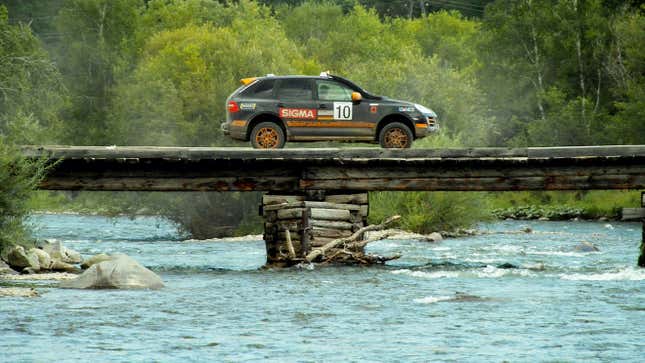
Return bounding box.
[333,102,353,120]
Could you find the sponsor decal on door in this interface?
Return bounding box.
[279,108,317,119]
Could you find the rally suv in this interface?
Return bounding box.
[221,73,438,149]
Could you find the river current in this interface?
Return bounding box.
[1,214,644,362]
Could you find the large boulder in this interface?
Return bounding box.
[59,254,164,289]
[6,246,40,272]
[81,253,112,269]
[30,248,52,270]
[41,240,82,264]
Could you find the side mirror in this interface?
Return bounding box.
[351,92,362,102]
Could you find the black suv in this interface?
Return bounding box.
[221,73,438,148]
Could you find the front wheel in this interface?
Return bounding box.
[379,122,413,148]
[250,122,286,149]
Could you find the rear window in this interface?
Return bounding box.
[277,79,313,100]
[240,79,276,99]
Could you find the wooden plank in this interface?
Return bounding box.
[622,208,645,221]
[24,145,645,161]
[300,175,645,192]
[264,201,361,211]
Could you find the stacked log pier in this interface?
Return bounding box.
[262,192,368,267]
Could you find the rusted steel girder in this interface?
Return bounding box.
[22,145,645,192]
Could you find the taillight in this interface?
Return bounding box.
[227,101,239,113]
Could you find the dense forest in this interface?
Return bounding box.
[1,0,644,241]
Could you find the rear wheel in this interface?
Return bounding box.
[379,122,413,148]
[250,122,285,149]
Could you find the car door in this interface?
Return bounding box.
[315,80,373,138]
[275,78,317,138]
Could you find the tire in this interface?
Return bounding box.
[250,122,286,149]
[379,122,413,148]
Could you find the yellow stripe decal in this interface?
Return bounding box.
[287,121,375,128]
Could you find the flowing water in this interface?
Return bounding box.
[1,215,644,362]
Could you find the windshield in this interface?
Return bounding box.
[330,75,382,100]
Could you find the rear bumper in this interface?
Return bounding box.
[221,121,247,140]
[221,122,230,135]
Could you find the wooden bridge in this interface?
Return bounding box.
[21,145,645,192]
[22,145,645,267]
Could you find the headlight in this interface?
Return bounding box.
[414,104,437,118]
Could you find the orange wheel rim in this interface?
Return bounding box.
[255,127,279,148]
[384,128,409,148]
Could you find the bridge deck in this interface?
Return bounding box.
[22,145,645,192]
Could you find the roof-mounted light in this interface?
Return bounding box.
[240,77,257,85]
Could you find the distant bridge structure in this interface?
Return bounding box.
[22,145,645,267]
[21,145,645,192]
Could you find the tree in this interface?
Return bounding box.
[109,1,303,146]
[53,0,143,144]
[0,5,66,144]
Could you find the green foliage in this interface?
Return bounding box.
[369,191,489,233]
[110,1,302,145]
[53,0,143,144]
[0,5,66,143]
[486,190,640,220]
[0,140,48,252]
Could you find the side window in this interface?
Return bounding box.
[277,79,313,100]
[241,79,276,99]
[316,80,353,101]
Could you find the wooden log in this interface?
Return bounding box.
[325,193,368,204]
[263,195,304,205]
[284,229,296,259]
[264,201,361,211]
[638,192,645,267]
[305,215,400,262]
[277,208,351,221]
[312,227,353,239]
[360,205,369,217]
[300,207,311,256]
[310,219,358,230]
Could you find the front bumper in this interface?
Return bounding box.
[414,116,439,138]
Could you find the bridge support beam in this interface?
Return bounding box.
[261,191,369,267]
[639,192,645,267]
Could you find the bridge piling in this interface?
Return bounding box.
[261,192,369,267]
[639,192,645,267]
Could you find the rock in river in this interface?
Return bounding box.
[574,241,600,252]
[59,254,164,289]
[5,246,40,272]
[41,240,82,264]
[81,253,112,269]
[30,248,52,270]
[0,260,18,275]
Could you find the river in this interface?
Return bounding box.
[1,214,644,362]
